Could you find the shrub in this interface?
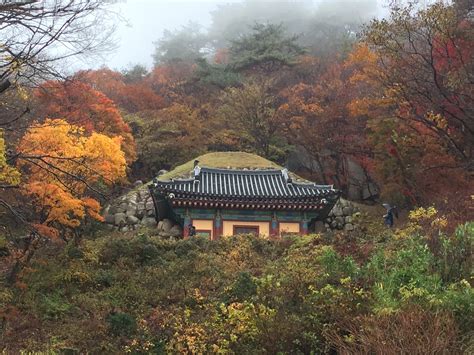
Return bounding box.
[107,312,137,336]
[326,306,460,354]
[226,272,257,302]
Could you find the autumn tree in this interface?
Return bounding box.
[360,2,473,167]
[16,119,126,238]
[219,80,287,160]
[129,104,206,173]
[75,69,166,113]
[344,1,474,207]
[35,80,136,163]
[278,60,370,191]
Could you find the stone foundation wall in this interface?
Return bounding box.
[103,182,358,236]
[102,181,182,237]
[324,198,359,231]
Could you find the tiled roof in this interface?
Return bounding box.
[152,166,338,200]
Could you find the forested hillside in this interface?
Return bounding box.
[0,0,473,353]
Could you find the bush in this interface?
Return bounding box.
[226,271,257,302]
[107,312,137,336]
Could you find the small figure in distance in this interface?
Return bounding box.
[188,224,196,237]
[383,203,398,228]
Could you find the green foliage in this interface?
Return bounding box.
[229,23,305,73]
[226,271,257,302]
[437,222,473,283]
[39,292,73,319]
[195,58,242,89]
[106,312,137,336]
[2,221,472,352]
[152,22,208,66]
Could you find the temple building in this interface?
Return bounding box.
[149,163,340,238]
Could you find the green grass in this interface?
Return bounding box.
[159,151,282,180]
[158,151,309,182]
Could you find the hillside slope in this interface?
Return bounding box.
[159,151,306,181]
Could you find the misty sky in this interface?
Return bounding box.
[94,0,394,71]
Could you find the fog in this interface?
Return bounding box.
[91,0,392,71]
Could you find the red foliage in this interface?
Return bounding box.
[75,69,166,112]
[35,80,136,163]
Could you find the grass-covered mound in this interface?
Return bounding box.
[159,151,304,181]
[1,214,472,353]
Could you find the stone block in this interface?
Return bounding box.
[145,200,155,210]
[343,206,353,215]
[136,209,145,219]
[141,217,156,227]
[126,207,137,216]
[344,223,354,231]
[114,213,126,226]
[126,215,139,225]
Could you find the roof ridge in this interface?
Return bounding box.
[199,166,283,174]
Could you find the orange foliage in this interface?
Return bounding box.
[75,69,166,112]
[17,119,126,238]
[35,80,136,163]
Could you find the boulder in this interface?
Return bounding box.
[344,223,355,231]
[139,189,150,200]
[158,169,168,176]
[343,206,353,216]
[136,209,145,219]
[141,217,157,227]
[345,216,353,223]
[157,220,164,231]
[335,216,344,225]
[105,224,116,231]
[147,209,155,217]
[126,215,139,225]
[114,213,126,226]
[161,219,174,232]
[333,207,343,217]
[120,226,129,232]
[169,225,183,237]
[145,200,155,210]
[126,206,137,216]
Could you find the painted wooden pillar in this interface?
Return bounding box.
[270,212,279,237]
[213,210,222,239]
[183,209,191,238]
[301,212,309,235]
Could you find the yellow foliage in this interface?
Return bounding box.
[17,119,127,237]
[409,206,438,221]
[0,129,21,185]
